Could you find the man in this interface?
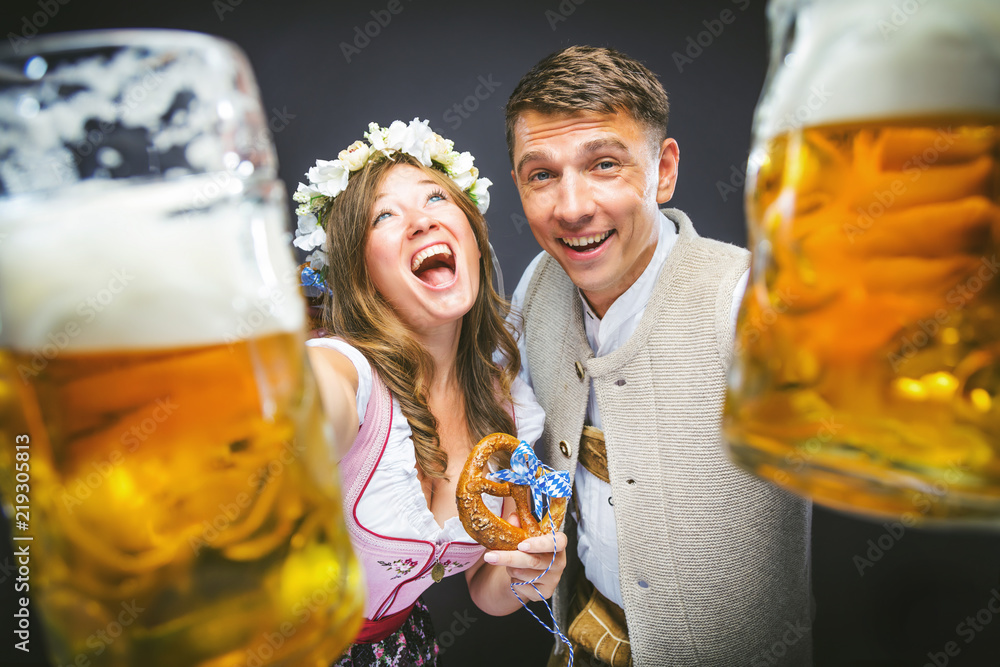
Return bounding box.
[504,46,812,666]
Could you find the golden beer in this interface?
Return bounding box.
[0,334,363,665]
[723,0,1000,521]
[725,118,1000,520]
[0,168,364,664]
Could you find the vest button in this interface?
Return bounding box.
[559,440,570,457]
[575,361,585,380]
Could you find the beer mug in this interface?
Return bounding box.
[724,0,1000,522]
[0,30,363,664]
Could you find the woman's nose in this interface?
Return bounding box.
[408,212,439,237]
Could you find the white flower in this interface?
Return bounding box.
[293,213,325,252]
[402,118,436,166]
[293,227,326,252]
[293,181,323,204]
[365,122,390,153]
[296,212,319,234]
[427,133,454,163]
[451,164,478,190]
[294,184,324,216]
[308,159,349,198]
[469,177,492,214]
[441,150,474,177]
[384,120,410,153]
[306,249,328,271]
[338,140,371,171]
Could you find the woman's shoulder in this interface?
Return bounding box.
[307,337,373,376]
[307,337,375,424]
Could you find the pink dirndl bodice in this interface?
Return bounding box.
[340,371,484,642]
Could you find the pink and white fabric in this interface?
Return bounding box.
[307,337,546,640]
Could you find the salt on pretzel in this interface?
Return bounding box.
[456,432,567,551]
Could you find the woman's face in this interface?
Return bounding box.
[364,164,482,334]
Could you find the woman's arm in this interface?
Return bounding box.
[465,497,568,616]
[306,345,361,461]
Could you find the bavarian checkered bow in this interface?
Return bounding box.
[487,441,571,521]
[301,266,332,295]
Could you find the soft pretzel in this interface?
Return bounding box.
[456,433,567,551]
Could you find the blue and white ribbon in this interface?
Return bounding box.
[486,441,571,521]
[488,441,574,665]
[300,265,332,296]
[510,515,574,667]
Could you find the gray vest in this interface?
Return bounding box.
[521,209,813,666]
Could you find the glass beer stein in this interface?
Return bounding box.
[724,0,1000,522]
[0,30,363,664]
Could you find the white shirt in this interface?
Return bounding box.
[307,337,547,544]
[511,211,749,607]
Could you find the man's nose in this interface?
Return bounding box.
[553,172,596,225]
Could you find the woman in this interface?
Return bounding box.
[292,119,567,666]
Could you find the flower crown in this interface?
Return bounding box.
[291,118,493,292]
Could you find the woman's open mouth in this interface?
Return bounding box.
[411,243,457,287]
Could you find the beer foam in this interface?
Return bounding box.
[0,175,305,352]
[0,30,275,196]
[756,0,1000,139]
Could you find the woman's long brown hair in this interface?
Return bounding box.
[322,153,519,479]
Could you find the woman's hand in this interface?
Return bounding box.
[466,500,569,615]
[483,512,568,602]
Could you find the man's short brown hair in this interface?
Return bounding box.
[504,45,670,163]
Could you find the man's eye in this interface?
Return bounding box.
[597,160,616,170]
[529,171,551,182]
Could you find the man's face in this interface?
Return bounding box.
[510,110,678,317]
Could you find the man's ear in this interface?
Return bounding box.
[655,138,680,204]
[510,168,517,189]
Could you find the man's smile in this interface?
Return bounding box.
[559,230,614,251]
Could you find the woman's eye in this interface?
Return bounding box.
[373,210,392,225]
[428,189,447,203]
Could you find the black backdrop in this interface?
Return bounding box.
[2,1,1000,665]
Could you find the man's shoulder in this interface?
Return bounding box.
[682,222,751,289]
[670,231,749,306]
[692,234,750,261]
[663,207,749,261]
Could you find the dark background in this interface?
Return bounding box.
[2,0,1000,665]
